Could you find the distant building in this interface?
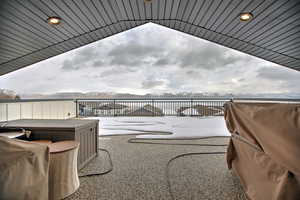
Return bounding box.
[78,103,96,116]
[0,89,20,100]
[182,108,199,116]
[78,103,86,116]
[176,106,189,116]
[194,105,223,116]
[93,103,128,116]
[125,104,164,116]
[177,104,223,116]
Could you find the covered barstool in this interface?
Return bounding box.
[48,141,80,200]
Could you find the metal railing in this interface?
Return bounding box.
[1,97,299,121]
[76,97,300,117]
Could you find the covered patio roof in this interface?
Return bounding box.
[0,0,299,75]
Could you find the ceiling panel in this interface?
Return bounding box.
[0,0,299,75]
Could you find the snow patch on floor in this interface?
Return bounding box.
[87,116,230,139]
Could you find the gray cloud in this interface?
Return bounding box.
[61,60,74,71]
[108,43,163,57]
[175,43,249,70]
[102,31,252,71]
[92,60,105,67]
[154,58,174,66]
[185,70,203,79]
[256,66,300,80]
[1,23,300,96]
[142,80,165,89]
[256,66,300,93]
[61,47,99,71]
[107,43,165,67]
[61,23,253,73]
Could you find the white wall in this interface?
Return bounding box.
[0,100,76,122]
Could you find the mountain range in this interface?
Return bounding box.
[1,88,300,100]
[20,92,300,99]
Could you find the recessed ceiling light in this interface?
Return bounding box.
[47,16,61,25]
[239,12,253,22]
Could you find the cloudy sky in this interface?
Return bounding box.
[0,23,299,95]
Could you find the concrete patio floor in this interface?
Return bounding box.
[66,135,247,200]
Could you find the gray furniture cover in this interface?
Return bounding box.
[224,102,300,200]
[0,137,49,200]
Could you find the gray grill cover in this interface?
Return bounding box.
[224,102,300,200]
[0,137,49,200]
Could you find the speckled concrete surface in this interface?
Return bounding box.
[66,136,247,200]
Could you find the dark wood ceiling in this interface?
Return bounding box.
[0,0,299,75]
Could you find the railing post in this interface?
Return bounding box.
[6,103,8,122]
[191,98,193,116]
[113,99,116,117]
[152,99,155,117]
[75,99,78,118]
[20,103,22,120]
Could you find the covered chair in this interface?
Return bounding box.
[0,137,49,200]
[224,102,300,200]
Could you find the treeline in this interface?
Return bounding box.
[0,89,20,100]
